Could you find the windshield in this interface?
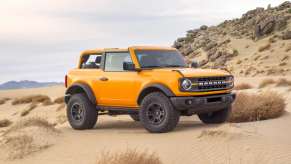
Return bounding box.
[135,50,187,68]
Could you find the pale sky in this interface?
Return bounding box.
[0,0,287,83]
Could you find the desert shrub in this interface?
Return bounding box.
[288,8,291,14]
[0,99,5,105]
[96,149,162,164]
[0,97,10,105]
[20,103,37,117]
[285,45,291,52]
[233,49,239,55]
[258,43,271,52]
[236,60,242,64]
[12,95,51,105]
[281,55,289,61]
[42,99,54,106]
[279,62,287,66]
[234,83,253,90]
[254,55,261,61]
[3,134,51,160]
[53,96,65,104]
[276,78,291,87]
[259,79,276,88]
[0,119,12,128]
[4,117,57,135]
[2,117,58,160]
[229,91,285,123]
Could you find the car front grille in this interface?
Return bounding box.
[189,76,233,92]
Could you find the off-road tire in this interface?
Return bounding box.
[67,93,97,130]
[129,114,140,121]
[198,106,231,124]
[139,92,180,133]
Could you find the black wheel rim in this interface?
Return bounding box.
[146,103,165,125]
[71,103,84,122]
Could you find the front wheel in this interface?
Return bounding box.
[198,106,231,124]
[67,93,98,130]
[139,92,180,133]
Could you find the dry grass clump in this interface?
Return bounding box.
[276,78,291,87]
[20,103,38,117]
[258,43,271,52]
[259,79,276,88]
[236,60,242,64]
[11,95,52,105]
[229,91,285,123]
[96,149,162,164]
[53,96,65,104]
[279,62,287,66]
[4,117,57,135]
[284,43,291,52]
[1,117,58,160]
[0,97,10,105]
[2,134,51,160]
[234,83,253,90]
[0,119,12,128]
[0,99,5,105]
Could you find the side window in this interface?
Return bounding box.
[81,54,102,69]
[104,52,133,71]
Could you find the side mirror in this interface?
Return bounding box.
[190,61,199,68]
[123,62,136,71]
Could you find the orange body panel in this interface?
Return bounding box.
[67,46,233,108]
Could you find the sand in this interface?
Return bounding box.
[0,77,291,164]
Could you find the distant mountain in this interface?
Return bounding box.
[0,80,63,90]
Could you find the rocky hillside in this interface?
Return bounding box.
[174,1,291,77]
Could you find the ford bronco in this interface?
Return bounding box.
[65,46,235,133]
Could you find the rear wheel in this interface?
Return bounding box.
[129,114,140,121]
[67,93,98,130]
[139,92,180,133]
[198,106,231,124]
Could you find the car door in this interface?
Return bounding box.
[96,51,140,107]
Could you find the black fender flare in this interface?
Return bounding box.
[137,83,175,105]
[65,83,96,105]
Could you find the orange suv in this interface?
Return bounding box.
[65,46,235,133]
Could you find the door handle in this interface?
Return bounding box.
[99,77,108,81]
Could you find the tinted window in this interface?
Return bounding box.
[81,54,102,69]
[105,52,133,71]
[135,50,186,68]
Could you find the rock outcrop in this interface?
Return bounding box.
[174,1,291,76]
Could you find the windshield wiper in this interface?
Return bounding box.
[142,65,162,68]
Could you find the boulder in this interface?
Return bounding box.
[200,25,208,30]
[275,17,288,30]
[203,42,217,51]
[176,37,186,42]
[183,46,193,56]
[199,59,209,67]
[254,17,276,38]
[173,41,183,49]
[282,31,291,40]
[277,1,291,10]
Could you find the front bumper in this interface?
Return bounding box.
[170,93,236,114]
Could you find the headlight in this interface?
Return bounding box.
[181,79,192,90]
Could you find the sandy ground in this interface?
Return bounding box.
[0,76,291,164]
